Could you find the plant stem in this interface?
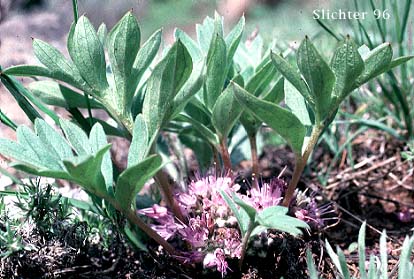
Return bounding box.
[219,137,232,171]
[239,221,255,270]
[71,0,78,23]
[103,195,176,255]
[248,134,259,190]
[282,125,323,206]
[154,171,186,223]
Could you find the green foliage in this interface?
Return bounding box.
[307,223,414,279]
[234,35,412,204]
[233,83,306,154]
[317,0,414,139]
[4,12,164,133]
[220,190,309,240]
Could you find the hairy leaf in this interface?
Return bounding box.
[70,16,108,94]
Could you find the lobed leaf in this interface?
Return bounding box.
[70,16,108,94]
[115,155,163,210]
[255,206,309,236]
[107,12,141,114]
[60,119,91,156]
[34,119,73,161]
[33,39,84,88]
[63,145,111,196]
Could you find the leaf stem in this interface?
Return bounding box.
[219,137,232,170]
[282,125,323,206]
[239,221,255,270]
[248,134,259,190]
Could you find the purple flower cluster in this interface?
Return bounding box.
[137,174,333,276]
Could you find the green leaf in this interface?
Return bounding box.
[17,125,62,170]
[196,16,215,53]
[0,109,17,130]
[358,222,367,279]
[232,193,257,222]
[240,77,285,136]
[354,43,393,87]
[89,123,113,194]
[63,144,111,196]
[219,189,250,236]
[256,206,309,236]
[204,33,227,109]
[10,164,68,181]
[171,61,204,119]
[337,248,352,279]
[297,37,335,119]
[263,77,285,103]
[306,250,319,279]
[128,114,149,167]
[245,59,277,96]
[142,40,192,139]
[116,155,163,210]
[3,65,52,78]
[225,16,245,66]
[130,28,162,93]
[70,16,108,94]
[0,73,42,123]
[60,119,91,156]
[398,236,414,279]
[0,139,43,168]
[33,38,84,88]
[325,240,342,275]
[380,230,387,279]
[212,84,243,138]
[284,81,312,126]
[175,28,202,61]
[271,52,311,104]
[387,55,414,71]
[28,80,102,108]
[34,119,73,161]
[176,114,219,147]
[97,23,108,45]
[107,12,141,114]
[233,83,306,154]
[6,75,60,124]
[330,37,364,101]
